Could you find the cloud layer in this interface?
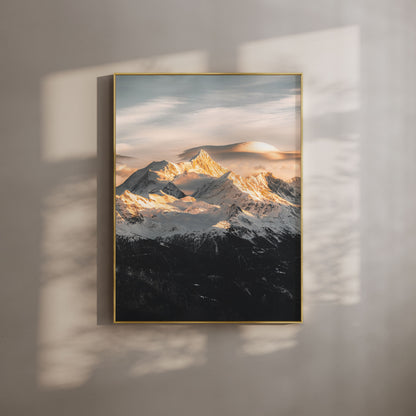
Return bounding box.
[115,75,301,179]
[179,141,300,162]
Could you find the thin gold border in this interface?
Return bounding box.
[113,73,303,324]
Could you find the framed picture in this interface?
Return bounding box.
[113,73,302,323]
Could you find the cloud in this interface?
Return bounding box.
[116,97,182,141]
[117,95,300,152]
[179,141,300,162]
[116,143,135,154]
[115,154,142,185]
[115,90,301,180]
[217,158,300,179]
[115,163,136,186]
[115,76,301,179]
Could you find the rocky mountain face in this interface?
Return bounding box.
[115,150,301,321]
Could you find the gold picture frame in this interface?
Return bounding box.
[113,73,303,324]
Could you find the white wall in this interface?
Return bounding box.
[1,1,415,415]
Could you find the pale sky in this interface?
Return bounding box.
[115,74,301,182]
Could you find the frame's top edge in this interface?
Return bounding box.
[113,72,303,76]
[114,321,303,324]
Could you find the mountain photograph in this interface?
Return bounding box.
[114,74,302,322]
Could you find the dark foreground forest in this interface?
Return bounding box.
[115,233,301,322]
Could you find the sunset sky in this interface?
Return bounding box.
[115,74,301,184]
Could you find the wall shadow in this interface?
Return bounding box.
[38,25,362,403]
[97,75,114,324]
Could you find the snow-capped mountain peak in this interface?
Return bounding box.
[116,159,185,198]
[187,149,228,177]
[189,148,210,161]
[116,149,301,241]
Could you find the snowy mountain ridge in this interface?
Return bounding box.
[116,150,300,242]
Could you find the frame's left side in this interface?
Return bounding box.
[112,73,117,323]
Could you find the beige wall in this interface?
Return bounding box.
[1,1,415,415]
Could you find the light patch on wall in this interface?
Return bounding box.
[127,329,206,378]
[38,26,360,390]
[39,51,209,390]
[239,325,300,356]
[238,26,361,311]
[38,160,208,390]
[41,50,208,162]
